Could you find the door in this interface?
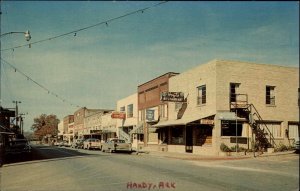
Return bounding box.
[185,126,193,153]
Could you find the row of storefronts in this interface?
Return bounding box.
[59,59,299,155]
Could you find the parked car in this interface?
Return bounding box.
[83,138,101,150]
[72,139,85,149]
[101,138,132,153]
[64,141,72,147]
[57,140,68,147]
[5,139,32,156]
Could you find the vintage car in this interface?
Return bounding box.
[101,138,132,153]
[5,138,32,156]
[72,139,85,149]
[83,138,101,150]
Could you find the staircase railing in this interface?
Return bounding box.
[230,93,277,150]
[119,128,130,143]
[248,104,277,148]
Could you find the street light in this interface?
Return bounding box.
[0,30,31,107]
[0,30,31,41]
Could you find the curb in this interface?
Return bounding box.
[140,150,297,161]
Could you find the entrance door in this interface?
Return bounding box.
[186,126,193,153]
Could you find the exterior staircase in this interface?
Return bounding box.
[230,94,277,151]
[119,128,130,143]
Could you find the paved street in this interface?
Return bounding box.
[0,144,299,191]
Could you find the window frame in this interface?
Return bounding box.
[266,86,276,106]
[197,85,206,105]
[127,104,134,118]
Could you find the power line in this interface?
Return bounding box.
[0,1,168,52]
[0,58,82,108]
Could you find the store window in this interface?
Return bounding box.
[288,123,299,139]
[197,85,206,105]
[258,122,282,138]
[221,121,243,136]
[195,125,212,145]
[171,126,184,144]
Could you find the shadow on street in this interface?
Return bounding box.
[3,144,94,166]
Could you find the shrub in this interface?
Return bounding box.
[275,143,288,152]
[220,143,231,152]
[230,145,247,152]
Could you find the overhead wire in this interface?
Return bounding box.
[0,1,168,52]
[0,58,81,108]
[0,1,168,108]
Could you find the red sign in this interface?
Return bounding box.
[111,112,126,119]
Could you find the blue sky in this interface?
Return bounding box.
[0,1,299,132]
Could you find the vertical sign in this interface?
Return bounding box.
[146,109,155,121]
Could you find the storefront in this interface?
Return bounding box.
[153,116,214,154]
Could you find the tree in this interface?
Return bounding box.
[31,114,60,140]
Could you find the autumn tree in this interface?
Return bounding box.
[31,114,60,140]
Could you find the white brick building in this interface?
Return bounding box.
[153,59,299,155]
[116,93,143,150]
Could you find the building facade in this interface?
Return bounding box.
[152,59,299,155]
[73,107,111,139]
[101,111,117,141]
[84,109,113,140]
[137,72,179,150]
[63,115,74,143]
[116,93,142,150]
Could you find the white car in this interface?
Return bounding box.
[101,138,132,153]
[83,138,101,150]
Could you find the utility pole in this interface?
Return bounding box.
[13,101,21,128]
[0,3,2,107]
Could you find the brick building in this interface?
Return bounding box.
[137,72,179,149]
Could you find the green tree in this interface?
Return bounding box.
[31,114,60,140]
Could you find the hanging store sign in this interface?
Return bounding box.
[146,109,155,121]
[160,92,184,102]
[111,112,126,119]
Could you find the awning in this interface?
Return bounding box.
[152,116,202,128]
[217,112,246,121]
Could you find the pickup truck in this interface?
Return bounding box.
[101,138,132,153]
[83,138,101,150]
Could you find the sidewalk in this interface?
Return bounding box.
[137,150,297,161]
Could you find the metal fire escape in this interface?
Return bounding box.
[230,94,277,151]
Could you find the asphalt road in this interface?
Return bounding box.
[0,144,299,191]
